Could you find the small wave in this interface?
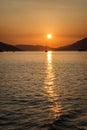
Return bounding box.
[42,111,87,130]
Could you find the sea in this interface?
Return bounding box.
[0,51,87,130]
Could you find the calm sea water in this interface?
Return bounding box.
[0,51,87,130]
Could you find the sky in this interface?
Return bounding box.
[0,0,87,47]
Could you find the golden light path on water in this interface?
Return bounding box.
[44,51,62,119]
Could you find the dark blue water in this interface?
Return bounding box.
[0,52,87,130]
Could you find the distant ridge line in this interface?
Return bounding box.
[0,38,87,51]
[0,42,21,51]
[55,38,87,51]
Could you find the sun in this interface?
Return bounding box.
[47,34,52,39]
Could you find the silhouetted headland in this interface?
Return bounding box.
[0,42,21,52]
[55,38,87,51]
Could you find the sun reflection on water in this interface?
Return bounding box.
[47,51,52,63]
[44,51,62,119]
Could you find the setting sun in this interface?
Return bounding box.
[47,34,52,39]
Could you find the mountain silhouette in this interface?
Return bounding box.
[0,42,21,52]
[55,38,87,51]
[0,38,87,51]
[16,45,53,51]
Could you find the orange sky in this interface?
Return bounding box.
[0,0,87,47]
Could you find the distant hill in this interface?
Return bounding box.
[0,38,87,52]
[16,45,53,51]
[0,42,21,52]
[55,38,87,51]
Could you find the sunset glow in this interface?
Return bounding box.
[0,0,87,47]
